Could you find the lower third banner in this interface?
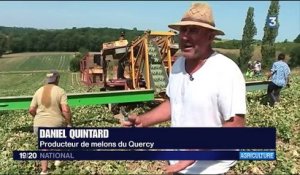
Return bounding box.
[13,151,276,161]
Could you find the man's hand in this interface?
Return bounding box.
[164,160,195,174]
[120,114,143,128]
[61,104,72,126]
[28,106,37,118]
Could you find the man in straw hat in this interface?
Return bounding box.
[121,2,246,174]
[29,70,72,175]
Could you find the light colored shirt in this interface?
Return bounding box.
[271,60,290,87]
[30,84,68,127]
[166,52,246,174]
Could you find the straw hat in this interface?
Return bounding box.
[168,3,225,35]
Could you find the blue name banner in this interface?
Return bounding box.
[13,151,276,161]
[38,127,276,149]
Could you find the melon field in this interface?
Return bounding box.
[0,52,95,96]
[0,52,73,72]
[0,53,299,174]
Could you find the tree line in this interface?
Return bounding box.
[1,1,300,69]
[0,26,143,55]
[239,1,299,70]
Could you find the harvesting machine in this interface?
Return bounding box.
[0,30,272,111]
[80,30,179,95]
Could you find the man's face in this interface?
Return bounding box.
[179,25,214,60]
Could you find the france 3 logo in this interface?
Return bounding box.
[267,16,278,28]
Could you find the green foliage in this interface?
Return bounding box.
[229,75,300,174]
[70,48,88,72]
[1,49,299,174]
[1,75,300,174]
[0,72,92,97]
[0,32,8,57]
[0,54,73,72]
[261,1,280,69]
[294,34,300,43]
[0,53,101,96]
[0,73,44,96]
[261,44,276,69]
[275,42,300,54]
[289,46,300,67]
[0,26,144,53]
[0,105,166,174]
[69,56,81,72]
[212,39,241,49]
[239,7,257,71]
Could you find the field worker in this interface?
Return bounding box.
[246,60,254,78]
[254,60,262,76]
[267,53,290,106]
[121,2,246,174]
[29,70,72,175]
